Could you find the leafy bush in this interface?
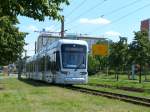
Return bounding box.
[88,55,99,75]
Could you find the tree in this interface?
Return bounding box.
[0,0,69,66]
[128,31,150,83]
[95,39,109,72]
[0,16,27,66]
[88,55,99,75]
[0,0,69,21]
[109,37,128,81]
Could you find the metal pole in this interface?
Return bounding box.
[61,15,64,38]
[24,50,27,77]
[106,39,109,76]
[25,50,27,58]
[35,41,36,54]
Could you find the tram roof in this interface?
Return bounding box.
[26,39,88,62]
[58,39,88,46]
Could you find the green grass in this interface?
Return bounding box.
[78,84,150,99]
[77,73,150,100]
[0,77,150,112]
[0,73,4,76]
[89,73,150,90]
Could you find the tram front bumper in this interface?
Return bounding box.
[64,77,87,84]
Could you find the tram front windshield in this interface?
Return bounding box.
[61,44,86,69]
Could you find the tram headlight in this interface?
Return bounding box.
[80,72,87,75]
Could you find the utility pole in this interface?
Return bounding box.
[35,41,37,54]
[25,50,27,58]
[61,15,64,38]
[18,49,26,79]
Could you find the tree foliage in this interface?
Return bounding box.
[88,55,99,75]
[88,31,150,83]
[95,39,109,71]
[0,0,69,66]
[0,16,27,66]
[108,37,128,80]
[109,37,128,69]
[128,31,150,65]
[0,0,69,21]
[128,31,150,83]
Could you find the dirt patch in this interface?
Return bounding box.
[117,86,144,92]
[89,83,144,92]
[0,87,4,90]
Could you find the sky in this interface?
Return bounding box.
[17,0,150,56]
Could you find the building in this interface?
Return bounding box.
[36,33,59,52]
[35,32,108,54]
[140,18,150,39]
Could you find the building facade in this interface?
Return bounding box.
[36,33,108,54]
[141,19,150,40]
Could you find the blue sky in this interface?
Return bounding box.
[17,0,150,56]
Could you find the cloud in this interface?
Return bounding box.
[103,31,121,42]
[105,31,121,37]
[79,17,111,25]
[27,25,38,31]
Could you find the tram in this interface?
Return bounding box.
[25,39,88,84]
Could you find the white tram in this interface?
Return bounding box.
[25,39,88,84]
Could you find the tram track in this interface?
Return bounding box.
[19,78,150,107]
[65,86,150,107]
[88,83,145,92]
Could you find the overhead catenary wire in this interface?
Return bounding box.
[65,0,107,26]
[101,0,142,17]
[54,0,88,31]
[65,0,88,18]
[54,0,148,35]
[68,0,143,32]
[55,0,107,32]
[89,3,150,34]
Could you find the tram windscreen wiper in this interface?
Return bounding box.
[74,59,84,71]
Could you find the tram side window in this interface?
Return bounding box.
[40,58,42,72]
[51,54,54,72]
[56,51,60,71]
[35,61,37,72]
[46,53,59,72]
[29,63,31,72]
[32,62,34,72]
[46,56,51,71]
[29,64,30,72]
[38,58,41,72]
[33,61,36,72]
[30,63,32,72]
[28,63,30,72]
[49,53,56,72]
[41,56,45,72]
[34,61,36,72]
[26,64,28,72]
[38,57,45,72]
[31,62,33,72]
[54,53,57,71]
[29,63,30,72]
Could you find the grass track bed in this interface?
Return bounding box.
[89,74,150,91]
[80,84,150,99]
[0,78,150,112]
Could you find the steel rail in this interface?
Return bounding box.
[65,86,150,107]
